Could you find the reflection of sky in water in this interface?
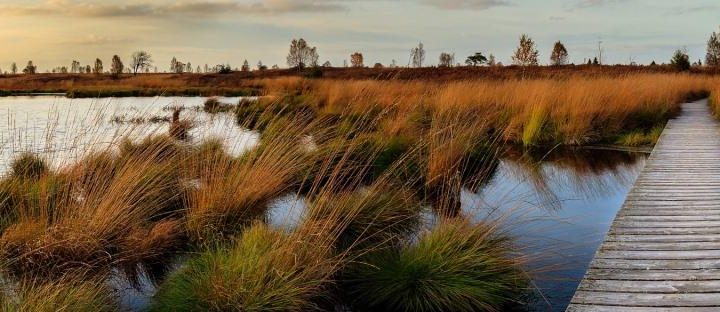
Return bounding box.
[0,96,258,175]
[464,150,647,311]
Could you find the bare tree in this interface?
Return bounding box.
[130,51,152,75]
[175,62,185,74]
[93,58,103,74]
[22,61,36,74]
[550,41,569,66]
[350,52,364,67]
[110,55,124,75]
[512,34,539,66]
[71,60,80,73]
[186,62,192,73]
[488,54,497,66]
[410,42,426,67]
[286,38,319,69]
[707,28,720,67]
[11,63,17,74]
[241,60,250,72]
[439,52,455,67]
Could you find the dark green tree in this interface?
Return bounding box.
[670,49,691,71]
[465,52,488,66]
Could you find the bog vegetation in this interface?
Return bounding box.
[0,71,717,311]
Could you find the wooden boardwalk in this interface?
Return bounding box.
[568,99,720,311]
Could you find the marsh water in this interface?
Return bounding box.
[471,148,646,311]
[0,96,647,311]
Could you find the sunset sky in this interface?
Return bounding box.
[0,0,717,72]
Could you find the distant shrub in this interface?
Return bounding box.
[217,65,233,74]
[303,66,324,79]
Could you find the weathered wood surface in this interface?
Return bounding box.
[567,99,720,311]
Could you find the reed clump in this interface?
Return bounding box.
[343,218,528,312]
[185,120,313,245]
[0,278,115,312]
[0,139,187,282]
[151,222,339,311]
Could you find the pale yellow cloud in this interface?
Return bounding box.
[421,0,506,10]
[0,0,349,17]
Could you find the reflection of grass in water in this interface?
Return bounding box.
[498,147,646,211]
[463,146,648,310]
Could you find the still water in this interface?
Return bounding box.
[268,148,647,311]
[0,95,257,175]
[0,96,647,311]
[468,148,647,311]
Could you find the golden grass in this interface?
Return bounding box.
[257,73,713,147]
[1,278,115,312]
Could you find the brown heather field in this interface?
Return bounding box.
[0,64,719,96]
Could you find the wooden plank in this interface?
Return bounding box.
[578,279,720,293]
[571,291,720,307]
[585,269,720,281]
[606,234,720,243]
[602,241,720,251]
[568,306,720,312]
[568,99,720,311]
[598,250,720,260]
[590,259,720,270]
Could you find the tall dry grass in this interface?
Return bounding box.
[257,73,714,147]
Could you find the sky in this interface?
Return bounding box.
[0,0,717,72]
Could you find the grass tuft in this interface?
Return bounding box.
[344,218,528,312]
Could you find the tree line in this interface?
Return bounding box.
[8,28,720,75]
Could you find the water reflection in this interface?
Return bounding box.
[464,147,647,311]
[263,147,647,312]
[0,96,258,175]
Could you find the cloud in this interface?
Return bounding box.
[60,34,134,45]
[420,0,507,10]
[570,0,626,9]
[0,0,349,18]
[667,5,718,15]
